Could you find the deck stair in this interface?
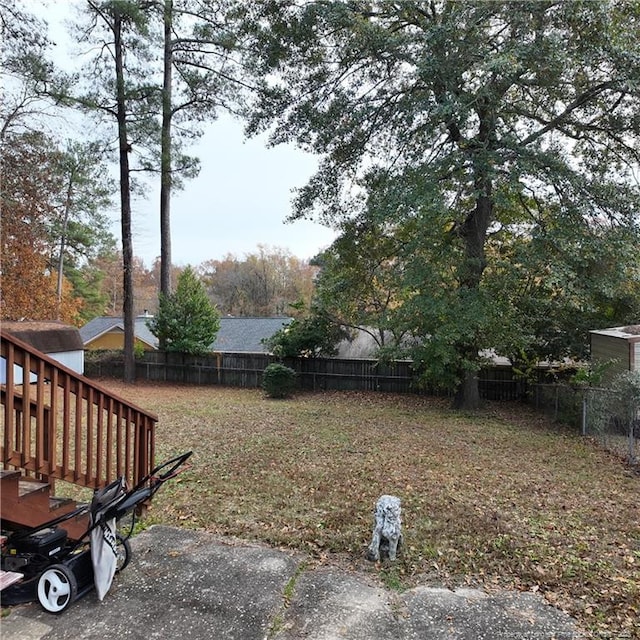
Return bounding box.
[1,470,89,541]
[1,328,157,541]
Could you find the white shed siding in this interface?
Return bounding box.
[590,325,640,381]
[0,350,83,384]
[48,350,84,375]
[590,334,630,370]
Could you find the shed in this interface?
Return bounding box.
[1,321,85,383]
[589,324,640,380]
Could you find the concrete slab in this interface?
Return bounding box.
[0,526,585,640]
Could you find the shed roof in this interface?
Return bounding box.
[1,321,84,353]
[590,324,640,340]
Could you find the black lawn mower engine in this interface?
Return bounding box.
[2,528,69,577]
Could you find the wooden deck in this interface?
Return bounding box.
[1,329,157,534]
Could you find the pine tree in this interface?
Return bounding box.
[147,266,220,355]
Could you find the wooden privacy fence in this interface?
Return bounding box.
[1,330,157,491]
[85,350,544,401]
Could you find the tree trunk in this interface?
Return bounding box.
[453,369,481,410]
[56,175,73,319]
[454,171,494,410]
[160,0,173,301]
[114,9,135,382]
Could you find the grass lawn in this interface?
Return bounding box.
[101,381,639,639]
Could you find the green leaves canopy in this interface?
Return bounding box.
[245,1,640,406]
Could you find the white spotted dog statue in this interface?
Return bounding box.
[366,495,402,562]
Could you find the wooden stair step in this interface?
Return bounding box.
[15,479,51,512]
[1,500,90,542]
[0,470,21,499]
[49,496,75,511]
[18,479,49,497]
[0,570,24,591]
[0,470,21,480]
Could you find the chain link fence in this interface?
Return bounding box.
[531,382,639,466]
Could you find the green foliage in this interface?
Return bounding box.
[243,1,640,407]
[264,309,348,358]
[569,360,617,388]
[610,370,640,423]
[312,219,409,351]
[133,341,146,359]
[262,363,296,399]
[147,266,220,355]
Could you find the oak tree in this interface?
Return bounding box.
[244,1,640,408]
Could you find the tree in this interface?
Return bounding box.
[147,265,220,354]
[0,132,84,323]
[312,218,410,351]
[48,139,115,317]
[244,1,640,408]
[198,246,317,316]
[72,0,159,380]
[483,213,640,366]
[264,307,348,358]
[156,0,255,300]
[0,0,67,138]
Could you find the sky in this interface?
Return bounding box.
[129,117,336,267]
[36,0,337,267]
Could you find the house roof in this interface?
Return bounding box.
[79,316,293,353]
[1,321,84,353]
[79,316,158,349]
[212,317,293,353]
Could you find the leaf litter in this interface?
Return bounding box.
[98,381,639,639]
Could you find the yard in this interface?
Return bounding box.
[99,381,638,639]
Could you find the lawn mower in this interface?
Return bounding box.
[1,451,192,614]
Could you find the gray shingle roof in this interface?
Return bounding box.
[79,316,159,349]
[212,317,293,353]
[79,316,293,353]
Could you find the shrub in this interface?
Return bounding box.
[262,363,297,399]
[264,309,348,358]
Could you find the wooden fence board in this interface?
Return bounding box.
[84,351,559,401]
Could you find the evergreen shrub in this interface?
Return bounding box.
[262,363,297,399]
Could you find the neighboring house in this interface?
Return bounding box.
[590,324,640,380]
[336,327,513,366]
[212,317,293,353]
[1,320,85,383]
[79,315,293,354]
[80,314,158,351]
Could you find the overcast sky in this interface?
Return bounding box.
[36,0,337,267]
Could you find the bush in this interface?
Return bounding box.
[263,310,348,358]
[262,363,297,399]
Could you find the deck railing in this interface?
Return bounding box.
[1,329,156,491]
